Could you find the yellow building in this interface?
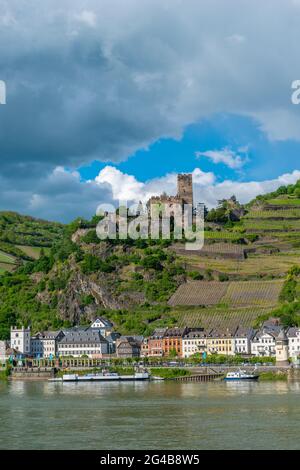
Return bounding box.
[206,328,235,356]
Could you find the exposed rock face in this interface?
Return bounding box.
[71,229,90,244]
[57,272,123,324]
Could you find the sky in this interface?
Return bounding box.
[1,0,300,221]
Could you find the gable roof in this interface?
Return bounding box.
[59,330,107,345]
[90,317,113,328]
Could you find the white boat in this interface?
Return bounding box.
[224,369,259,381]
[49,370,150,382]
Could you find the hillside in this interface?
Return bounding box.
[1,180,300,340]
[0,211,64,273]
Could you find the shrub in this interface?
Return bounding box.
[219,273,229,282]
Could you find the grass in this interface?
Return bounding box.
[0,250,16,264]
[15,245,50,259]
[0,262,16,273]
[259,371,287,381]
[150,368,190,379]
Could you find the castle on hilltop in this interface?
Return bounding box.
[147,173,194,211]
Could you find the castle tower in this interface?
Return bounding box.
[177,174,193,207]
[275,329,289,366]
[10,326,31,355]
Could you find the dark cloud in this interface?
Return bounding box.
[0,0,300,218]
[0,167,114,222]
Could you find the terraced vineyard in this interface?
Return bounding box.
[204,231,243,241]
[173,242,245,259]
[221,280,283,307]
[168,281,229,306]
[177,251,300,277]
[267,198,300,206]
[245,209,300,219]
[168,280,283,307]
[243,219,300,231]
[174,306,271,330]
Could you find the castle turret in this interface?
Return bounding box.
[177,174,193,206]
[275,329,289,366]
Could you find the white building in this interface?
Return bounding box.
[31,330,65,358]
[10,326,31,355]
[251,326,281,357]
[233,327,254,355]
[90,317,113,337]
[182,329,207,358]
[287,327,300,358]
[58,330,109,358]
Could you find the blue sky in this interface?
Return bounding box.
[79,112,300,184]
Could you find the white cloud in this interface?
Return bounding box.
[194,170,300,208]
[95,166,145,202]
[94,166,300,210]
[195,148,247,169]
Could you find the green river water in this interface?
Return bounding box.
[1,379,300,450]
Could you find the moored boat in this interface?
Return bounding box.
[49,370,150,382]
[224,369,259,381]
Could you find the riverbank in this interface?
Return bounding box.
[259,371,288,381]
[0,369,9,380]
[4,364,300,382]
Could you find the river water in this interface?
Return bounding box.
[1,379,300,450]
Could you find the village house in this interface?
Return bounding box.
[206,328,235,356]
[144,328,167,357]
[89,317,114,338]
[116,337,141,358]
[162,327,189,357]
[251,324,282,357]
[287,327,300,358]
[140,338,149,357]
[57,330,109,358]
[31,330,65,358]
[233,327,254,355]
[182,329,207,358]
